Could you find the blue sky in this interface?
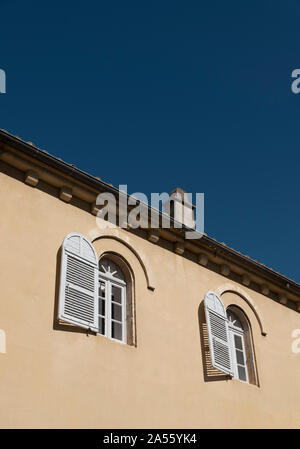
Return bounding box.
[0,1,299,282]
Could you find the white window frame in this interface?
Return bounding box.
[98,270,127,344]
[228,319,249,383]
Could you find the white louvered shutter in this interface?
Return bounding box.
[58,233,98,331]
[204,290,233,376]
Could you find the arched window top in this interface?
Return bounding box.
[99,256,125,282]
[227,305,250,332]
[63,232,98,265]
[205,290,226,317]
[227,309,243,330]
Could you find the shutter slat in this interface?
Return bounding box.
[66,256,95,291]
[209,313,228,342]
[65,293,94,313]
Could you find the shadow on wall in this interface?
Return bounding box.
[198,301,231,382]
[53,246,93,335]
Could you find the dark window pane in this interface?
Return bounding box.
[238,365,247,381]
[111,285,122,304]
[99,282,106,298]
[99,258,125,281]
[112,321,122,341]
[98,317,105,335]
[99,299,105,316]
[227,310,242,329]
[234,334,243,350]
[236,349,245,365]
[112,303,122,321]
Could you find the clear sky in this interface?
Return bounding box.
[0,1,299,282]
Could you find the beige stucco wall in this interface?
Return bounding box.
[0,166,299,429]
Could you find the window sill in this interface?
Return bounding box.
[96,333,136,348]
[230,376,259,388]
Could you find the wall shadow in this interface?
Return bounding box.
[198,300,231,382]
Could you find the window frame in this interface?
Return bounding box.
[226,304,258,385]
[228,316,249,383]
[98,265,127,344]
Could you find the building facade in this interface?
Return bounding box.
[0,130,299,428]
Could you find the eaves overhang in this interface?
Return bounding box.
[0,129,299,300]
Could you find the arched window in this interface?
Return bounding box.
[227,309,248,382]
[204,291,257,385]
[227,306,256,384]
[98,256,127,343]
[58,233,135,346]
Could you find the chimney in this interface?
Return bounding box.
[163,188,195,229]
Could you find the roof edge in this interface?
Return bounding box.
[0,129,299,294]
